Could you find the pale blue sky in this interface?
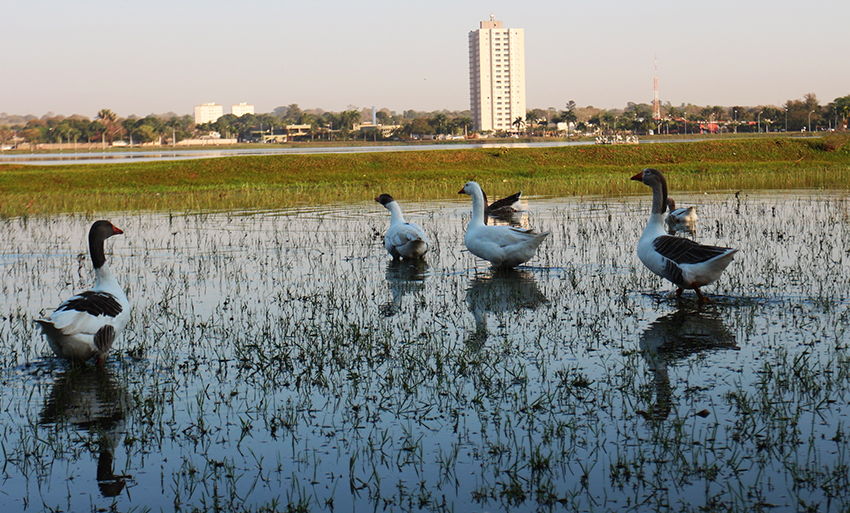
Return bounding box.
[3,0,848,118]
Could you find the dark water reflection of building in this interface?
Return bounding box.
[638,308,739,421]
[465,267,548,347]
[39,365,130,497]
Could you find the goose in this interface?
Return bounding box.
[375,194,429,259]
[37,220,130,364]
[666,198,698,225]
[483,189,523,226]
[631,169,738,302]
[484,190,523,215]
[459,181,549,268]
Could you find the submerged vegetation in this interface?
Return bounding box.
[1,136,849,215]
[0,189,848,511]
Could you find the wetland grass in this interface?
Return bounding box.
[0,136,849,216]
[0,183,849,510]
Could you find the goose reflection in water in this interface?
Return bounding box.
[465,268,548,347]
[638,308,739,422]
[39,365,131,497]
[486,208,528,229]
[380,259,429,317]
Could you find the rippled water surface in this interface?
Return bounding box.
[1,190,849,512]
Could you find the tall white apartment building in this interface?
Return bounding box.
[194,103,223,124]
[468,15,526,133]
[231,103,255,117]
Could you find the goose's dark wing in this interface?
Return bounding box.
[58,291,123,317]
[487,191,523,212]
[49,291,124,335]
[653,236,732,265]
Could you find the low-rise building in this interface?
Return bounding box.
[232,103,254,117]
[353,122,401,138]
[194,103,223,124]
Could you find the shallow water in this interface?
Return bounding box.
[0,141,594,165]
[1,190,849,512]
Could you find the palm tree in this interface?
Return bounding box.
[166,118,184,145]
[320,113,338,140]
[309,118,324,141]
[97,109,117,125]
[711,105,725,122]
[431,113,448,135]
[456,117,473,137]
[560,109,578,138]
[512,116,525,134]
[97,109,120,144]
[122,118,140,145]
[525,111,537,135]
[339,110,361,140]
[298,112,314,126]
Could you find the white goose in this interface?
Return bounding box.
[375,194,429,259]
[37,220,130,363]
[459,181,549,268]
[666,198,698,225]
[631,169,738,302]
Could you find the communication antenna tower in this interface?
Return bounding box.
[653,57,661,120]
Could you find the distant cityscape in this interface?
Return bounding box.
[0,15,847,150]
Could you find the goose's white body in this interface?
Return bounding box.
[632,169,737,302]
[666,198,698,225]
[459,182,549,268]
[37,221,130,363]
[376,194,429,259]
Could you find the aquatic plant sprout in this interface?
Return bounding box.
[0,190,848,511]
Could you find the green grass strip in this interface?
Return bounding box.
[1,136,848,216]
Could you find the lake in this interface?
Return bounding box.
[0,189,848,511]
[0,138,704,166]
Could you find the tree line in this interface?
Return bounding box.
[2,93,848,148]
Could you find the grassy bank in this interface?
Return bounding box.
[1,135,848,215]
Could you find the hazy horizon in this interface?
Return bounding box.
[4,0,848,120]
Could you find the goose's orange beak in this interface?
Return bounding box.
[630,171,644,182]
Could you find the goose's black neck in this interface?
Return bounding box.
[90,231,107,270]
[89,220,117,270]
[655,175,668,215]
